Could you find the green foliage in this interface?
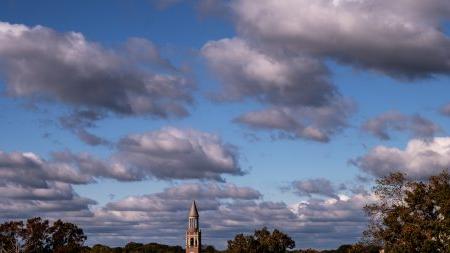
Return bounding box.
[364,171,450,252]
[227,227,295,253]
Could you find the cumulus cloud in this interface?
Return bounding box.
[0,155,371,250]
[0,127,244,184]
[362,111,441,140]
[50,151,139,182]
[0,150,93,186]
[202,38,355,142]
[351,137,450,179]
[201,0,450,142]
[230,0,450,79]
[115,127,244,181]
[0,22,194,144]
[80,188,371,249]
[0,150,96,219]
[202,38,336,107]
[50,127,244,182]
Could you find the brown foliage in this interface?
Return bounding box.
[364,171,450,252]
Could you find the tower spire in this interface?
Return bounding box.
[186,201,201,253]
[189,200,199,217]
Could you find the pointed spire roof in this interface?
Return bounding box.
[189,200,199,217]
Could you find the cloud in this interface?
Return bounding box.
[235,101,355,142]
[350,137,450,179]
[290,178,344,199]
[105,183,261,212]
[0,22,193,117]
[51,127,244,182]
[202,38,336,107]
[0,159,371,250]
[202,38,355,142]
[362,111,441,140]
[50,151,139,182]
[0,22,195,144]
[201,0,450,142]
[152,0,230,16]
[440,103,450,117]
[80,188,371,249]
[196,0,230,17]
[0,150,93,186]
[115,127,244,181]
[230,0,450,79]
[0,150,96,219]
[59,110,110,146]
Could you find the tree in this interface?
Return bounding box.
[227,233,259,253]
[364,171,450,252]
[204,245,219,253]
[0,221,23,253]
[268,229,295,253]
[49,219,87,253]
[227,227,295,253]
[1,217,87,253]
[21,217,51,253]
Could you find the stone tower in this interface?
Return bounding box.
[185,201,201,253]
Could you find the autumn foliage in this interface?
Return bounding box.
[364,171,450,252]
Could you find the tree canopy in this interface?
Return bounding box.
[364,171,450,252]
[227,227,295,253]
[0,217,86,253]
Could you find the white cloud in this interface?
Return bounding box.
[351,137,450,179]
[115,127,244,181]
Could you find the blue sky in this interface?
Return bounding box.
[1,0,450,249]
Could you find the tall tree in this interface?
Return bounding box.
[49,219,87,253]
[227,233,259,253]
[21,217,51,253]
[364,171,450,252]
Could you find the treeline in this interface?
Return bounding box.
[86,242,186,253]
[225,227,380,253]
[292,244,380,253]
[84,242,221,253]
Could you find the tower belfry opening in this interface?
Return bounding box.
[185,201,201,253]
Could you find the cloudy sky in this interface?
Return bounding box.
[0,0,450,250]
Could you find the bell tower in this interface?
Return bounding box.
[186,201,201,253]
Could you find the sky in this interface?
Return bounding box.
[0,0,450,250]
